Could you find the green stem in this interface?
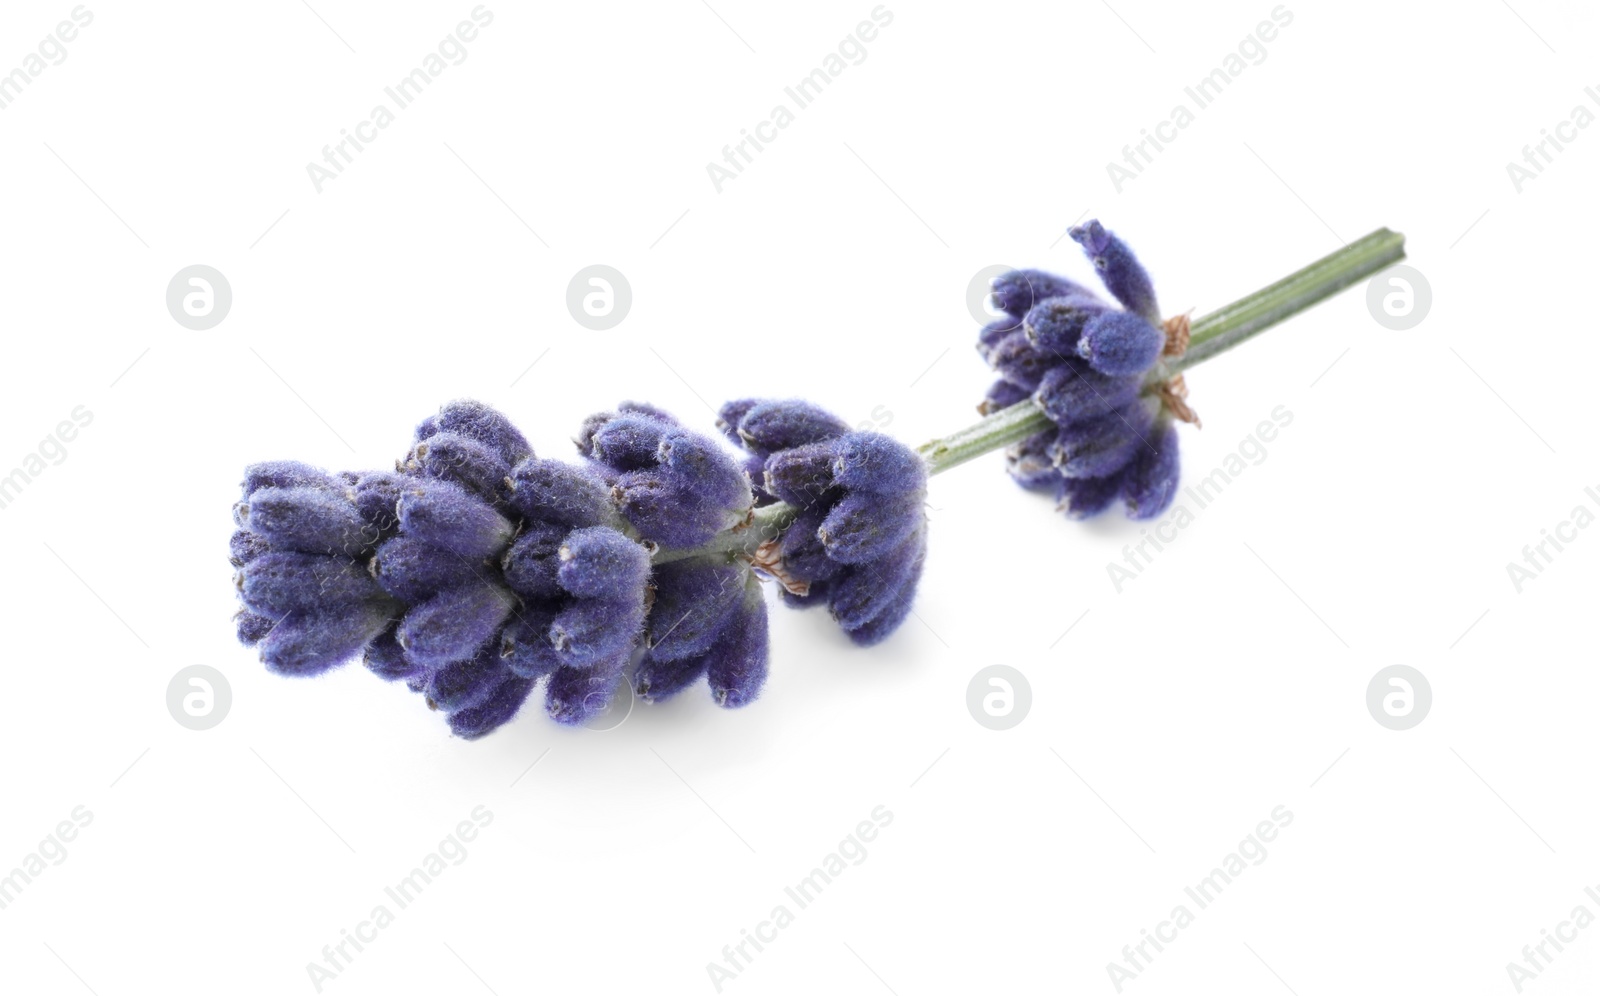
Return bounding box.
[1170,227,1405,372]
[913,399,1055,475]
[655,228,1404,562]
[653,502,797,565]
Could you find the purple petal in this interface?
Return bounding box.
[397,583,518,668]
[1069,220,1161,323]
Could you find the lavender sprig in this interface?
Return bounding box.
[229,225,1404,739]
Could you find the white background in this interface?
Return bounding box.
[1,1,1596,993]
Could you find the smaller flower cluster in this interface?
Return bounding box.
[576,404,770,709]
[717,399,928,646]
[975,219,1181,521]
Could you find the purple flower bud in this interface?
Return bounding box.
[1123,418,1180,520]
[611,470,746,550]
[1049,401,1154,479]
[235,610,276,646]
[1024,294,1111,356]
[1056,472,1124,520]
[449,675,535,739]
[645,560,744,662]
[259,601,394,677]
[545,649,630,725]
[557,526,650,600]
[573,410,611,457]
[840,590,915,646]
[1006,431,1059,490]
[404,431,510,501]
[237,551,385,619]
[499,521,571,602]
[350,471,405,539]
[238,486,373,557]
[1069,220,1160,323]
[426,644,513,714]
[373,534,488,603]
[744,452,777,506]
[659,429,751,512]
[707,578,769,708]
[778,504,843,583]
[241,461,339,499]
[364,626,424,681]
[396,478,515,558]
[397,583,518,668]
[715,399,761,447]
[1076,311,1164,377]
[734,400,851,455]
[588,413,673,471]
[977,317,1022,362]
[656,432,742,489]
[980,378,1031,415]
[551,595,645,668]
[818,490,925,565]
[830,531,926,635]
[763,442,837,509]
[838,549,925,647]
[416,400,533,466]
[504,458,610,527]
[500,604,565,679]
[990,331,1053,391]
[229,529,271,568]
[1036,362,1142,426]
[634,653,709,703]
[990,269,1092,319]
[832,432,926,497]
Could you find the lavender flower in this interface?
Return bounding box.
[978,219,1182,520]
[718,399,929,647]
[582,407,753,548]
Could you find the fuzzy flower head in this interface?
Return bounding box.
[716,399,929,647]
[977,220,1184,521]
